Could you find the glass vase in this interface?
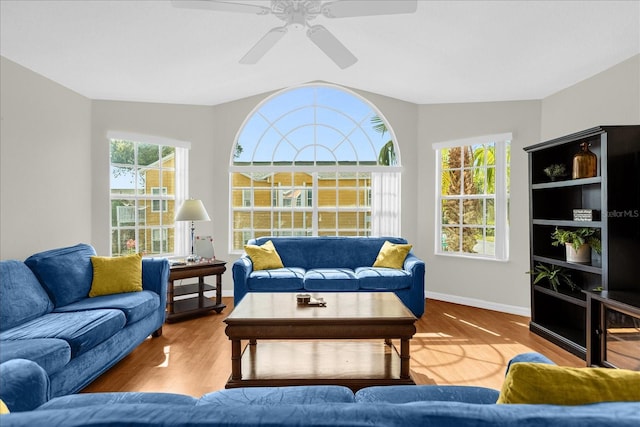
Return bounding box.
[572,142,597,179]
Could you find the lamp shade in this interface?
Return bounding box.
[175,199,211,222]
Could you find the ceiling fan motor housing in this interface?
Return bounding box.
[272,0,321,29]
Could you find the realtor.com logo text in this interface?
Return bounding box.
[609,210,640,218]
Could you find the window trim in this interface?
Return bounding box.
[229,84,402,254]
[433,133,511,261]
[107,131,190,257]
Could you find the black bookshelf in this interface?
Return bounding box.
[524,126,640,361]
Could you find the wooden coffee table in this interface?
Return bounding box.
[224,292,417,391]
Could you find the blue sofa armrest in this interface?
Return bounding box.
[232,255,253,305]
[400,253,425,317]
[142,258,169,328]
[0,359,49,412]
[505,352,555,375]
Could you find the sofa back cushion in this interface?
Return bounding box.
[248,237,409,270]
[0,260,54,331]
[24,244,96,307]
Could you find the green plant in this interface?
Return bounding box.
[551,227,601,254]
[529,263,578,292]
[543,164,568,180]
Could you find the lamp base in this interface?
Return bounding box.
[186,254,199,263]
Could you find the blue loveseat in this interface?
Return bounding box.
[233,236,426,317]
[0,244,169,401]
[1,353,639,426]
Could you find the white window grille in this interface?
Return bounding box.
[229,84,402,252]
[433,133,511,261]
[108,132,190,257]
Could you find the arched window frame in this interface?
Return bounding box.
[229,83,402,253]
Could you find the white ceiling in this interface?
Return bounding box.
[1,0,639,106]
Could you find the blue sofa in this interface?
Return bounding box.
[1,353,638,426]
[233,236,426,317]
[0,244,169,401]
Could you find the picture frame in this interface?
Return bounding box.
[195,235,215,260]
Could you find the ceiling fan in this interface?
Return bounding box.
[172,0,418,69]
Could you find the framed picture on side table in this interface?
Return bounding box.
[195,235,215,260]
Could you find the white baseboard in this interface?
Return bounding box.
[425,291,531,317]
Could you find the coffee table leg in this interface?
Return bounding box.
[231,339,242,380]
[400,338,410,379]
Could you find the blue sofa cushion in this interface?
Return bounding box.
[39,392,198,410]
[304,268,359,291]
[0,310,126,358]
[0,339,70,377]
[198,385,355,406]
[251,236,408,270]
[53,291,160,325]
[355,267,412,290]
[0,261,54,331]
[24,244,96,307]
[247,267,305,291]
[355,385,500,404]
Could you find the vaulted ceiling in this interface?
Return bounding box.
[1,0,638,106]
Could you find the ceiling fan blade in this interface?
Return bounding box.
[307,25,357,69]
[239,26,288,64]
[171,0,270,15]
[321,0,417,18]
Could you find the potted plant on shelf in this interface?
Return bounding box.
[551,227,601,264]
[543,164,568,181]
[529,263,578,292]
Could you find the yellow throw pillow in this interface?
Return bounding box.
[373,240,412,269]
[89,253,143,297]
[0,399,9,414]
[497,362,640,405]
[244,240,284,271]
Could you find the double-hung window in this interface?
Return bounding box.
[433,133,511,260]
[109,132,189,256]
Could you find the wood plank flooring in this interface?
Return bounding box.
[82,298,584,397]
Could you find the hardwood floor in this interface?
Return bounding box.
[83,298,584,397]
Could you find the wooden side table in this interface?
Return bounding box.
[167,260,227,322]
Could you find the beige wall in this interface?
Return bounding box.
[2,53,637,311]
[541,54,640,140]
[0,57,92,259]
[417,101,541,315]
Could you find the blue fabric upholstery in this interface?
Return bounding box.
[1,353,639,426]
[247,267,305,291]
[2,401,639,427]
[0,245,169,399]
[1,310,126,358]
[355,385,500,404]
[39,392,198,410]
[304,268,359,291]
[0,359,49,413]
[355,267,412,290]
[262,236,408,270]
[233,236,426,317]
[0,261,54,331]
[0,339,70,376]
[53,290,159,324]
[24,244,96,307]
[199,385,355,405]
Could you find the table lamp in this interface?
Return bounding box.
[175,199,211,262]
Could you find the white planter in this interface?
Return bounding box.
[566,243,591,263]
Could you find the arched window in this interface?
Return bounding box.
[229,84,401,252]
